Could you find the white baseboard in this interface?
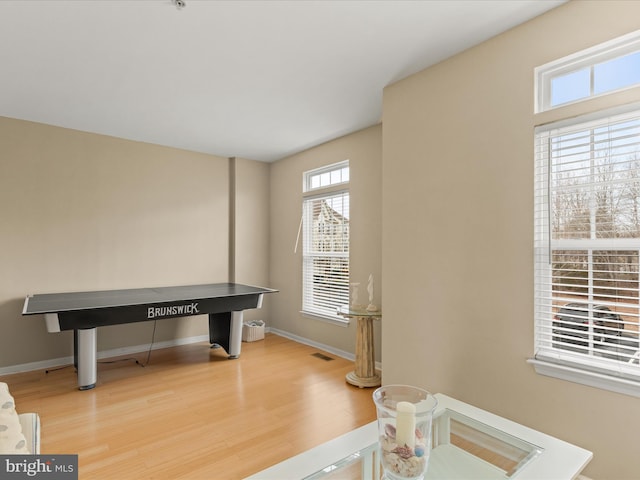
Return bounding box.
[0,334,209,376]
[0,329,383,376]
[267,327,383,372]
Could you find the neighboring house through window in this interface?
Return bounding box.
[302,161,350,322]
[532,30,640,396]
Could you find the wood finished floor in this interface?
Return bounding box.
[1,333,377,479]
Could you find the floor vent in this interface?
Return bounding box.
[311,352,334,361]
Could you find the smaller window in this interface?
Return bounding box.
[305,162,349,192]
[536,30,640,112]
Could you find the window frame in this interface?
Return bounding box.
[531,103,640,397]
[301,161,350,325]
[535,29,640,113]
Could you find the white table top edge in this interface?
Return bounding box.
[243,393,593,480]
[244,422,377,480]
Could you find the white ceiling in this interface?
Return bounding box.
[0,0,564,162]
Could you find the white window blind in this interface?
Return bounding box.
[302,162,349,320]
[534,106,640,387]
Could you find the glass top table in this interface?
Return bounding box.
[245,394,592,480]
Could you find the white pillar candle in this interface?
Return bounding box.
[395,401,416,448]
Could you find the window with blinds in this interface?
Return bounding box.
[302,161,349,320]
[534,106,640,387]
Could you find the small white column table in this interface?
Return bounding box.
[338,306,381,388]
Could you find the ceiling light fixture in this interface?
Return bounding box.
[172,0,186,9]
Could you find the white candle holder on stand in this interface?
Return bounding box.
[373,385,438,480]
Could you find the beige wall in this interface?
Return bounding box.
[381,1,640,478]
[269,125,382,359]
[234,157,272,323]
[0,117,270,369]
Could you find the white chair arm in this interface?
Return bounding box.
[18,413,40,454]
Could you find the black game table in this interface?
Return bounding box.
[22,283,276,390]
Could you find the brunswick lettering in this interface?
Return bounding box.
[147,302,199,319]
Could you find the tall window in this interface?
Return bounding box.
[534,106,640,393]
[302,161,350,320]
[533,31,640,396]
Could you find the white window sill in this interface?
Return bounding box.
[301,310,349,327]
[527,358,640,398]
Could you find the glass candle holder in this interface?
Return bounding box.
[373,385,438,480]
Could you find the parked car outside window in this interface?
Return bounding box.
[553,302,639,363]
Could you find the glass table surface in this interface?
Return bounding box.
[304,408,542,480]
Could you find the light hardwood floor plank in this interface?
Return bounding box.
[1,333,377,479]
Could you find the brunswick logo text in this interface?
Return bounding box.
[147,302,199,319]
